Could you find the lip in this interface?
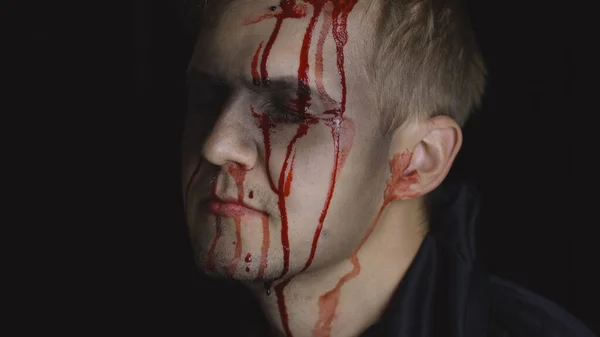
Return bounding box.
[207,199,266,217]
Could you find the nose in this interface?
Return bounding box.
[202,104,258,170]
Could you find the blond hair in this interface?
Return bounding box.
[370,0,486,134]
[181,0,486,131]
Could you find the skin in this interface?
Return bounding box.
[182,1,463,336]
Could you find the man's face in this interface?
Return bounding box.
[183,0,389,282]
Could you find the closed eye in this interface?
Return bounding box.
[259,101,310,124]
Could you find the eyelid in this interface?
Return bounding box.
[258,100,309,124]
[267,92,317,112]
[268,98,314,115]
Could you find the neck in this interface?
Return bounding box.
[245,200,426,337]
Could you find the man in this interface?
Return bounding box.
[181,0,595,336]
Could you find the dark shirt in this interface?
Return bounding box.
[197,182,595,337]
[360,182,596,337]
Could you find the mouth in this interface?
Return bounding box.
[207,199,267,217]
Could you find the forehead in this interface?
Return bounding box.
[190,0,379,86]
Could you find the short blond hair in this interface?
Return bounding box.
[370,0,486,134]
[181,0,486,131]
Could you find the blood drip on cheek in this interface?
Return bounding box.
[302,116,354,272]
[258,214,270,279]
[202,165,248,277]
[206,217,222,271]
[227,163,247,203]
[277,123,312,280]
[225,164,248,277]
[336,118,355,170]
[284,152,296,197]
[245,253,252,272]
[313,150,419,337]
[205,176,222,271]
[227,216,243,277]
[246,1,359,336]
[252,108,278,193]
[252,114,314,283]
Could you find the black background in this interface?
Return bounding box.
[18,0,595,335]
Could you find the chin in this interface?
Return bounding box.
[194,248,285,283]
[198,262,278,283]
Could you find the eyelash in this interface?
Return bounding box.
[260,101,310,124]
[187,82,312,125]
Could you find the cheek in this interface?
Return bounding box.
[266,123,338,233]
[310,119,387,243]
[289,144,336,213]
[267,122,336,193]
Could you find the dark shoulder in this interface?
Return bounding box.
[488,276,596,337]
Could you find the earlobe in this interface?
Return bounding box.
[388,116,462,199]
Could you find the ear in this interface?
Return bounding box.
[389,116,463,199]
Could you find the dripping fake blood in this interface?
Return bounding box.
[251,42,264,86]
[227,163,247,203]
[258,214,270,278]
[247,1,359,335]
[246,252,253,271]
[227,216,242,277]
[284,152,295,197]
[205,175,221,271]
[252,108,278,193]
[303,116,354,272]
[290,0,325,113]
[314,3,334,102]
[275,279,293,336]
[297,0,359,275]
[206,216,222,271]
[251,80,310,337]
[226,164,247,277]
[278,123,312,278]
[313,150,419,336]
[246,113,272,282]
[257,1,308,85]
[252,110,314,281]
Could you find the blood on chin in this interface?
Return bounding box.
[201,263,283,283]
[198,252,284,283]
[194,213,275,281]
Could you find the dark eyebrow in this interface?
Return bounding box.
[187,67,337,104]
[247,76,311,97]
[186,67,228,87]
[185,68,297,92]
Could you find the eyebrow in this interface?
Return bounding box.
[187,67,337,104]
[247,76,311,97]
[186,67,227,87]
